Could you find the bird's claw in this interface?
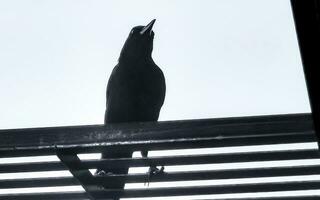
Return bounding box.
[96,170,107,176]
[95,170,114,176]
[150,166,165,176]
[144,166,165,186]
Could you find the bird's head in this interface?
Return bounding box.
[119,19,156,62]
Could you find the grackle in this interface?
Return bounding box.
[97,19,166,198]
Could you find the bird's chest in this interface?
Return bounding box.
[113,66,156,100]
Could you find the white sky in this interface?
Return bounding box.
[0,0,310,129]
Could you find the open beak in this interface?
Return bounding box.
[140,19,156,35]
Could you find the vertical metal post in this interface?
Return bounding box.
[291,0,320,146]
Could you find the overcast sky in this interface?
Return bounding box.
[0,0,310,129]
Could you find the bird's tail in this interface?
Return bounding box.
[97,149,132,200]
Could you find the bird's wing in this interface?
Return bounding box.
[157,65,166,108]
[161,70,166,106]
[106,65,119,102]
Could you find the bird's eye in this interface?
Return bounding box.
[130,30,135,34]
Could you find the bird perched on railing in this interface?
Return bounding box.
[97,19,166,198]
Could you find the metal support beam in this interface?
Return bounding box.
[56,150,103,200]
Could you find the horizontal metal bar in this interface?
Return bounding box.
[0,113,313,153]
[0,192,91,200]
[74,131,316,153]
[2,182,320,199]
[0,161,66,173]
[1,149,319,173]
[0,193,319,200]
[94,181,320,198]
[0,177,79,189]
[92,165,320,184]
[0,131,316,158]
[81,149,320,169]
[0,151,54,158]
[2,164,320,189]
[2,165,320,189]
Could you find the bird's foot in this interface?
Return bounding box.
[95,170,114,176]
[144,166,165,186]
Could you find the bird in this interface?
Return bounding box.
[97,19,166,199]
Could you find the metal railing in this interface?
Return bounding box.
[0,113,319,199]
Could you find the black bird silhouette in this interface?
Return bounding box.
[98,19,166,198]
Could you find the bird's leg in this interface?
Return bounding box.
[145,165,165,186]
[141,151,165,186]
